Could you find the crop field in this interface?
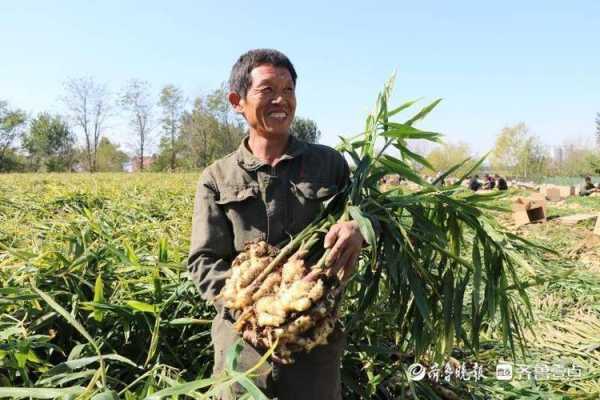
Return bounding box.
[1,173,600,399]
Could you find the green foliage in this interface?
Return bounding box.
[331,79,543,398]
[22,112,76,172]
[490,123,549,178]
[289,116,321,143]
[0,173,280,398]
[95,138,129,172]
[0,100,27,171]
[425,141,473,176]
[549,140,600,177]
[158,84,185,171]
[153,88,245,171]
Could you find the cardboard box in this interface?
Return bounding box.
[541,184,575,201]
[545,187,561,202]
[512,196,547,226]
[558,185,576,198]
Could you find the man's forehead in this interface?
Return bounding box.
[250,64,293,84]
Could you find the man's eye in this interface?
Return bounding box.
[285,87,294,93]
[260,87,272,93]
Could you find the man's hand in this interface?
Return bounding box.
[324,221,364,282]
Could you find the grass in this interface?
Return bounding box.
[1,174,600,399]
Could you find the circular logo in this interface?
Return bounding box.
[407,363,426,381]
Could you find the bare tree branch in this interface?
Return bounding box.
[62,77,111,172]
[120,79,155,172]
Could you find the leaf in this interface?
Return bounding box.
[144,377,216,400]
[125,300,159,314]
[385,98,421,118]
[92,274,104,322]
[0,387,85,398]
[225,339,244,372]
[231,372,270,400]
[405,98,442,126]
[144,314,161,367]
[91,390,119,400]
[44,354,138,376]
[167,317,212,325]
[347,206,377,250]
[31,286,102,363]
[382,123,442,142]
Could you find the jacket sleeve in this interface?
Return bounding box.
[187,171,235,303]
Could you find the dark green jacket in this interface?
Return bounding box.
[188,135,349,302]
[187,135,351,399]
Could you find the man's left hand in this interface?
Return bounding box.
[324,221,364,282]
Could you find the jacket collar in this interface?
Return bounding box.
[237,134,307,171]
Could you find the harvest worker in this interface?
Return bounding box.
[468,175,482,191]
[187,49,365,399]
[495,174,508,191]
[579,176,599,196]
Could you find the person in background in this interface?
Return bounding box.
[579,176,599,196]
[483,173,496,190]
[469,175,482,191]
[495,174,508,191]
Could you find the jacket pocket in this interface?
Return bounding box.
[216,185,258,205]
[215,185,265,250]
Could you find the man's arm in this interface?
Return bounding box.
[187,172,235,303]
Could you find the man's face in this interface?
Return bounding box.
[230,64,296,139]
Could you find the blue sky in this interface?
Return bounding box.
[1,1,599,155]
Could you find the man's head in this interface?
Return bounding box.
[585,176,592,183]
[228,49,297,139]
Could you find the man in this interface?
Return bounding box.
[495,174,508,191]
[483,173,495,190]
[579,176,599,196]
[468,175,482,191]
[187,49,364,399]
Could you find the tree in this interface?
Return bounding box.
[120,79,154,171]
[289,116,321,143]
[0,101,27,171]
[62,77,111,172]
[596,113,600,149]
[551,138,600,176]
[177,88,244,170]
[426,142,472,176]
[23,113,76,171]
[180,98,219,169]
[158,84,185,171]
[490,123,549,178]
[95,137,128,172]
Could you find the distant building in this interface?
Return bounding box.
[130,154,157,172]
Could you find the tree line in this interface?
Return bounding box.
[426,121,600,179]
[0,78,321,173]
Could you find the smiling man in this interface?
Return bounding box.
[188,49,364,399]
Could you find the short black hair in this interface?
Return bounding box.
[229,49,297,99]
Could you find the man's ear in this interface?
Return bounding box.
[228,92,244,114]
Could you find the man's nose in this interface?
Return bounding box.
[271,95,284,104]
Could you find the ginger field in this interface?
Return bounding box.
[1,173,600,399]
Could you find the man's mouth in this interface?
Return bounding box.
[267,111,288,120]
